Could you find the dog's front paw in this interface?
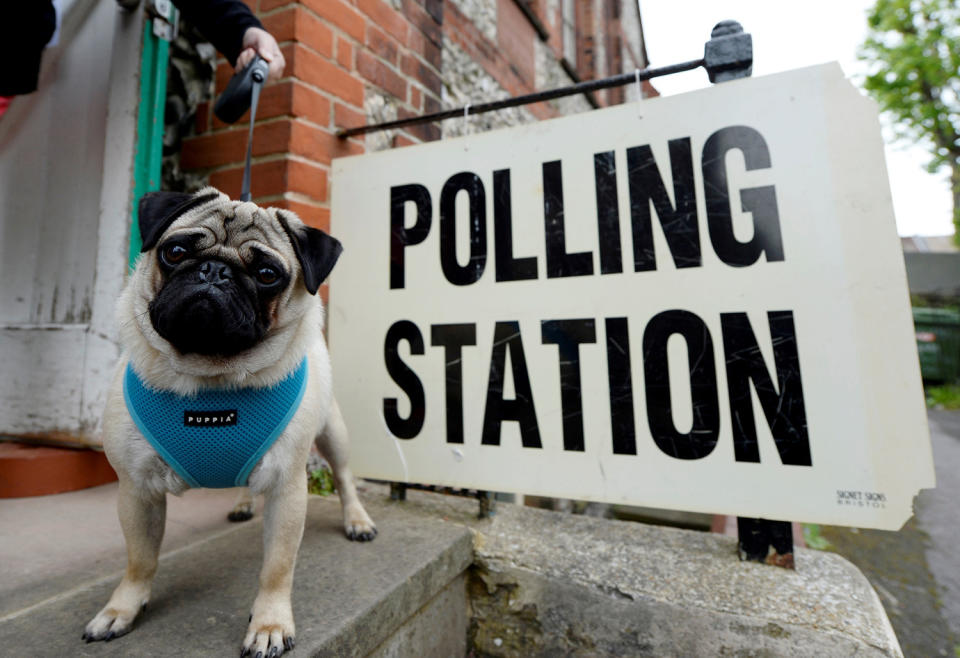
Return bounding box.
[344,503,377,542]
[241,600,295,657]
[82,601,146,643]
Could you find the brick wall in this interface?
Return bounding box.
[179,0,648,235]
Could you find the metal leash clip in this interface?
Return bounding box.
[213,55,270,201]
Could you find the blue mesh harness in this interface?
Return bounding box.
[123,358,308,488]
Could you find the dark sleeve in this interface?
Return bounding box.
[1,1,56,94]
[172,0,263,66]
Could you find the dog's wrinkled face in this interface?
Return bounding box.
[137,188,341,358]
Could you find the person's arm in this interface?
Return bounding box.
[172,0,262,67]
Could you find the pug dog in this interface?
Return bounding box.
[83,188,376,656]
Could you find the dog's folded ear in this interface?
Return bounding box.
[276,210,343,295]
[138,191,219,252]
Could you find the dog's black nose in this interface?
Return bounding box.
[197,261,233,284]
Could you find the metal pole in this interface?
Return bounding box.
[336,58,705,139]
[697,19,796,569]
[337,18,753,140]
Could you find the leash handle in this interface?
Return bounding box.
[240,74,263,202]
[213,55,270,202]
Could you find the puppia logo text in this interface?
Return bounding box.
[184,410,238,427]
[836,490,887,509]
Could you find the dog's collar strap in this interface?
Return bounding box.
[123,358,308,488]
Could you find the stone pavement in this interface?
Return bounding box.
[818,409,960,657]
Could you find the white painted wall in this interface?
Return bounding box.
[0,0,144,445]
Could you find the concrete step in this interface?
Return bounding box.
[0,489,472,657]
[1,485,249,620]
[1,482,903,656]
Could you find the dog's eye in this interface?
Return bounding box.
[256,266,280,285]
[161,244,189,266]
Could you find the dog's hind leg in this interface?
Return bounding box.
[228,487,256,522]
[315,397,377,541]
[83,478,165,642]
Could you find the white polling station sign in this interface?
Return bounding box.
[329,63,934,530]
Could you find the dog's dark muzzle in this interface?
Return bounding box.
[196,260,234,285]
[149,259,264,357]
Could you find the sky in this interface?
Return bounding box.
[637,0,954,237]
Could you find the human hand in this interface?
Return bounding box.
[236,27,285,83]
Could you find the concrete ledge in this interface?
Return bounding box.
[369,573,467,658]
[0,492,473,657]
[470,502,902,656]
[387,487,902,657]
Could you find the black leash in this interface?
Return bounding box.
[213,55,270,202]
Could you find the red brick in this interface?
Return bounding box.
[210,160,286,199]
[392,134,417,148]
[401,0,441,47]
[259,0,295,11]
[260,7,297,43]
[291,44,364,106]
[261,8,334,56]
[497,0,535,87]
[209,159,327,201]
[422,0,443,24]
[356,0,408,43]
[251,121,295,159]
[546,0,562,57]
[181,121,295,170]
[401,54,441,95]
[297,9,335,57]
[290,82,332,125]
[210,80,319,131]
[397,107,440,142]
[289,120,364,164]
[213,55,292,101]
[366,24,399,66]
[255,82,295,120]
[334,102,366,132]
[301,0,365,42]
[325,127,366,161]
[528,100,555,120]
[356,51,407,100]
[195,101,210,133]
[270,198,331,231]
[212,84,278,131]
[215,60,234,96]
[474,35,498,65]
[182,131,245,170]
[423,94,441,114]
[286,159,328,198]
[575,0,596,81]
[407,29,441,70]
[410,85,422,111]
[336,36,353,69]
